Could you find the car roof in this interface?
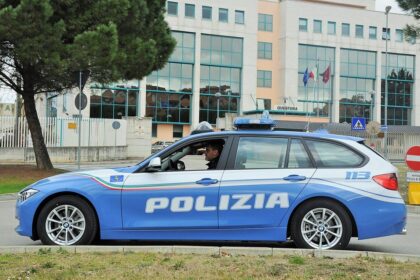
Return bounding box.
[185,130,364,143]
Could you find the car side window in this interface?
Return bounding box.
[287,139,313,168]
[234,137,288,169]
[305,140,364,168]
[160,138,226,171]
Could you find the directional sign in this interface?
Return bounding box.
[406,146,420,171]
[351,117,366,131]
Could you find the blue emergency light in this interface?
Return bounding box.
[234,111,275,130]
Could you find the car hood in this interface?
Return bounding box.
[21,165,138,193]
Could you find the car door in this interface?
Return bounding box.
[218,136,316,228]
[121,136,232,230]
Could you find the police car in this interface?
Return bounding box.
[15,115,406,249]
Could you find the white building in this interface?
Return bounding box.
[33,0,419,141]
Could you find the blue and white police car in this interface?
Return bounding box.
[15,116,406,249]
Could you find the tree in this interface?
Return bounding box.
[0,0,176,169]
[396,0,420,39]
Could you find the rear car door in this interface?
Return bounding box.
[218,136,316,228]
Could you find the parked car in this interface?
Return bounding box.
[15,115,406,249]
[151,141,174,154]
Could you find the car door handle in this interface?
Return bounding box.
[283,175,307,181]
[196,178,219,186]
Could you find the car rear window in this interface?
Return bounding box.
[305,140,364,168]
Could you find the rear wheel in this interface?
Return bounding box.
[37,195,97,245]
[291,199,352,250]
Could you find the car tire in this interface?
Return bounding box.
[291,199,352,250]
[37,195,97,246]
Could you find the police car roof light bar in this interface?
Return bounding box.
[234,111,275,130]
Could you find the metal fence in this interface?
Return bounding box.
[0,116,126,148]
[327,125,420,162]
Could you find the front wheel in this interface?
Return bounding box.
[291,199,352,250]
[37,195,97,245]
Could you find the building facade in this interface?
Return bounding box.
[37,0,419,141]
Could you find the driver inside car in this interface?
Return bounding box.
[161,139,225,171]
[204,140,224,170]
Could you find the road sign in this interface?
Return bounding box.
[407,172,420,183]
[381,125,388,132]
[75,93,87,110]
[351,117,366,131]
[112,121,121,130]
[406,146,420,171]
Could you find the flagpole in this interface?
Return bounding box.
[316,58,320,118]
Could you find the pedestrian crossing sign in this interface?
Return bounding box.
[351,117,366,131]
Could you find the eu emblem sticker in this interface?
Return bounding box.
[110,175,124,183]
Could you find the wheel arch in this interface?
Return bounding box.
[32,192,100,241]
[287,196,358,238]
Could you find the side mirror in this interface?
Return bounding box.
[146,157,161,172]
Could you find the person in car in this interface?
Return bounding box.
[205,141,223,169]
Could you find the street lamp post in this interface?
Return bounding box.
[215,92,221,129]
[369,90,375,122]
[384,5,391,159]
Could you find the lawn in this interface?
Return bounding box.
[0,250,419,280]
[0,165,67,194]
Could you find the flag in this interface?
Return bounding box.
[302,67,309,86]
[309,66,318,81]
[322,64,331,84]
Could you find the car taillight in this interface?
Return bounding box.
[373,173,398,191]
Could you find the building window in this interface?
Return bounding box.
[200,34,243,124]
[298,44,335,118]
[258,14,273,32]
[299,18,308,32]
[339,49,376,123]
[257,98,271,110]
[152,123,157,137]
[313,20,322,33]
[173,125,183,138]
[328,21,336,35]
[355,25,364,38]
[342,23,350,36]
[219,8,228,22]
[201,34,243,67]
[257,42,272,60]
[369,26,377,39]
[235,10,244,24]
[257,70,272,88]
[146,31,195,124]
[396,29,403,42]
[167,1,178,16]
[90,87,139,119]
[185,3,195,18]
[382,27,390,40]
[202,6,212,20]
[381,53,415,125]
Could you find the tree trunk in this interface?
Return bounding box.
[22,93,54,170]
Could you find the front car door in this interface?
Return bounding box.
[219,136,316,229]
[122,135,232,230]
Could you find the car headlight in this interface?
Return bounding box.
[18,189,39,202]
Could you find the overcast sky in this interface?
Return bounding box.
[375,0,405,14]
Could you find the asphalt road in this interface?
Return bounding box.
[1,199,419,254]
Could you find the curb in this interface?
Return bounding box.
[1,192,420,214]
[0,246,419,263]
[0,193,17,201]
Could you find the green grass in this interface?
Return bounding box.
[0,165,66,194]
[0,251,419,280]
